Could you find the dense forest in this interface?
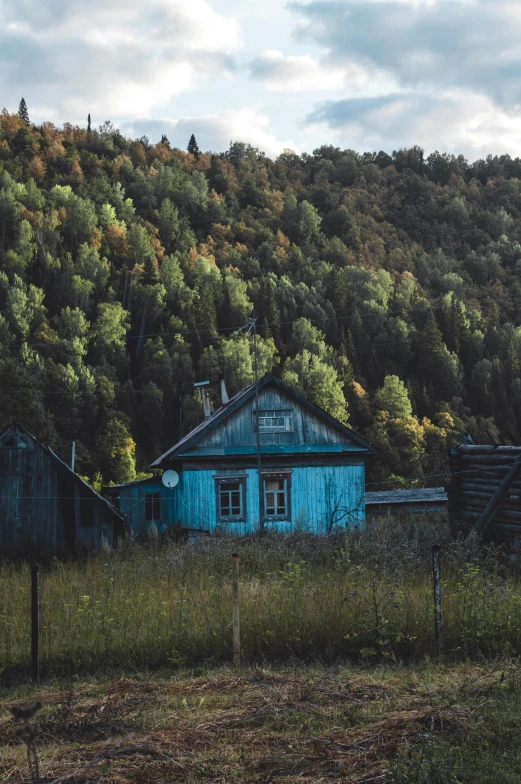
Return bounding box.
[1,104,521,488]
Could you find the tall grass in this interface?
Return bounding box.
[1,513,521,678]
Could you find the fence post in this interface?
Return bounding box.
[232,553,240,666]
[31,564,39,683]
[432,545,443,649]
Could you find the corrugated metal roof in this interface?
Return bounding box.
[365,487,448,506]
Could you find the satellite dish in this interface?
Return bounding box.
[162,470,179,489]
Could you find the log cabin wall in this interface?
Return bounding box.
[448,445,521,541]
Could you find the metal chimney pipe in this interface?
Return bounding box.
[201,387,212,418]
[219,373,229,404]
[194,380,212,418]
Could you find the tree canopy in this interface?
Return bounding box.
[0,112,518,486]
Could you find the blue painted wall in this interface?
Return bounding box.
[116,381,370,536]
[118,464,365,536]
[117,478,181,537]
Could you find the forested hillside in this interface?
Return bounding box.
[1,109,520,487]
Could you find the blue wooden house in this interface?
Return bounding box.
[109,374,377,537]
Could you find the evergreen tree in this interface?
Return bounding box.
[417,311,462,404]
[374,375,413,418]
[87,113,91,135]
[256,276,280,344]
[339,328,360,378]
[161,134,170,148]
[503,330,520,391]
[417,312,447,392]
[18,98,30,125]
[187,134,200,157]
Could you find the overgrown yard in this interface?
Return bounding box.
[1,660,521,783]
[3,514,521,677]
[3,516,521,781]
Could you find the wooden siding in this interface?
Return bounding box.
[117,479,181,537]
[175,464,365,535]
[365,488,448,509]
[138,379,373,536]
[0,425,120,553]
[194,387,358,451]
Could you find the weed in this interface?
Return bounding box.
[1,515,521,676]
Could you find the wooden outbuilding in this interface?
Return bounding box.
[0,423,125,553]
[365,487,448,515]
[448,444,521,541]
[110,374,378,537]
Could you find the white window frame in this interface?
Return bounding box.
[216,477,246,522]
[144,492,161,523]
[253,409,293,433]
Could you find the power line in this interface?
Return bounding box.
[4,302,445,351]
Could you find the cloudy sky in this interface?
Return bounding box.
[2,0,521,160]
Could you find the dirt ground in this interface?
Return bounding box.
[0,661,507,783]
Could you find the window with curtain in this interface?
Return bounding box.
[263,473,291,520]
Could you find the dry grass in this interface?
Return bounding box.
[0,660,513,784]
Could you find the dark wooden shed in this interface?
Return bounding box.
[448,444,521,541]
[0,423,125,553]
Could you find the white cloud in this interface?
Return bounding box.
[0,0,240,121]
[248,50,346,92]
[126,108,296,158]
[285,0,521,158]
[306,89,521,159]
[291,0,521,107]
[3,0,521,159]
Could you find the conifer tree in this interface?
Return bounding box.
[417,311,462,404]
[187,134,200,157]
[18,98,30,125]
[87,113,91,135]
[340,328,360,378]
[257,276,280,344]
[503,330,520,390]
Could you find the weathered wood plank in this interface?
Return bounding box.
[472,454,521,537]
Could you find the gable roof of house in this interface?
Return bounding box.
[0,422,125,521]
[150,373,379,468]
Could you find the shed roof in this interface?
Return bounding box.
[365,487,448,506]
[150,374,379,468]
[0,423,125,521]
[106,476,158,490]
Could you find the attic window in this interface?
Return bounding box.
[253,410,293,433]
[0,430,31,448]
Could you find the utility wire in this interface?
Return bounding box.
[4,302,444,350]
[5,464,509,502]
